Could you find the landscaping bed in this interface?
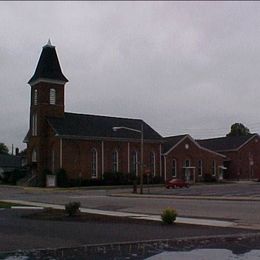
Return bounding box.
[22,207,159,225]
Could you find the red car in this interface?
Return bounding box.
[165,178,190,189]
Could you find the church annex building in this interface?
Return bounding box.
[24,41,260,185]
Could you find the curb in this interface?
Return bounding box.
[110,193,260,202]
[1,232,260,259]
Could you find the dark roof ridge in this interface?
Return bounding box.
[63,112,143,122]
[163,134,189,139]
[196,133,256,142]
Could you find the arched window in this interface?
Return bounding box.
[150,152,156,176]
[51,149,55,173]
[212,160,216,176]
[131,151,138,176]
[198,160,203,176]
[112,150,119,173]
[91,149,98,178]
[32,113,37,136]
[50,88,56,105]
[184,159,190,167]
[32,148,37,162]
[34,89,38,105]
[172,159,177,177]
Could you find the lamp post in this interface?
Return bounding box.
[112,124,144,194]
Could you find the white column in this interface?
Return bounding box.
[59,138,63,169]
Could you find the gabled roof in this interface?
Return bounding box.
[163,134,188,153]
[0,154,21,168]
[28,40,68,85]
[47,112,162,141]
[197,134,258,152]
[163,134,226,158]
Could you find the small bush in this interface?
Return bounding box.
[65,201,81,217]
[161,208,177,224]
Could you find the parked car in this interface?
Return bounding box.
[165,178,190,189]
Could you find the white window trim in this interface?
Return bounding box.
[172,159,177,177]
[32,148,37,162]
[198,160,203,176]
[131,151,138,176]
[212,160,216,176]
[150,152,156,176]
[91,148,98,178]
[34,89,38,105]
[52,149,55,173]
[32,113,37,136]
[50,88,56,105]
[112,150,119,173]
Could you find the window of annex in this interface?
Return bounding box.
[172,159,177,177]
[91,149,98,178]
[198,160,203,176]
[150,152,156,176]
[212,160,216,176]
[50,88,56,105]
[112,150,119,173]
[131,151,138,176]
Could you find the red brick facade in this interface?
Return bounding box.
[221,136,260,180]
[163,136,225,182]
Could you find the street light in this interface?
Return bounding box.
[112,124,144,194]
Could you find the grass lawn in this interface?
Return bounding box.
[0,201,26,208]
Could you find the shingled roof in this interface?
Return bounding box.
[163,134,188,153]
[28,40,68,85]
[47,112,162,141]
[0,154,21,168]
[197,134,257,152]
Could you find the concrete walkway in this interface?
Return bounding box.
[110,193,260,202]
[2,199,236,228]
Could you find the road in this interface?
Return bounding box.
[1,182,260,228]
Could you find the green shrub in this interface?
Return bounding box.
[65,201,81,217]
[161,208,177,224]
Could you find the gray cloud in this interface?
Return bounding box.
[1,1,260,151]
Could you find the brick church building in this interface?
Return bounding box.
[24,41,260,185]
[24,41,163,184]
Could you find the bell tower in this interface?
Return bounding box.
[26,40,68,182]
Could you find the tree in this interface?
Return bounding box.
[226,123,250,137]
[0,143,9,154]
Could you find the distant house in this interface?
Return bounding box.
[0,154,22,178]
[197,134,260,180]
[163,135,226,182]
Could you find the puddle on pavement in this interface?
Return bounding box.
[145,249,260,260]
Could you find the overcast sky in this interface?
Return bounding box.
[1,1,260,152]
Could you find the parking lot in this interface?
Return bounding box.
[146,181,260,198]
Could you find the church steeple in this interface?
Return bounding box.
[28,40,68,86]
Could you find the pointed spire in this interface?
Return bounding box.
[28,41,68,85]
[43,38,55,48]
